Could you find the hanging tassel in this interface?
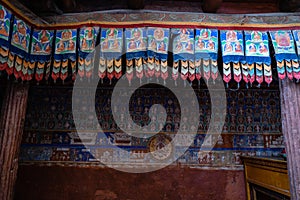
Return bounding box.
[292,60,300,82]
[6,52,15,76]
[248,63,255,87]
[114,58,122,80]
[78,57,85,78]
[203,59,210,83]
[52,60,61,83]
[172,61,179,86]
[211,60,218,84]
[181,60,189,81]
[14,56,23,80]
[264,64,272,86]
[285,60,294,80]
[45,61,51,81]
[107,59,114,84]
[126,59,134,86]
[161,60,168,85]
[241,63,249,84]
[135,57,144,84]
[35,62,45,82]
[255,63,264,87]
[98,58,107,83]
[195,59,202,80]
[188,60,195,82]
[21,60,29,81]
[70,59,76,81]
[85,57,93,79]
[195,59,202,87]
[147,57,155,78]
[223,62,231,87]
[60,59,69,82]
[233,62,242,84]
[0,47,9,71]
[276,60,286,80]
[27,61,35,81]
[155,59,161,83]
[144,58,149,82]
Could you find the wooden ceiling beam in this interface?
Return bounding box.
[128,0,145,9]
[202,0,223,13]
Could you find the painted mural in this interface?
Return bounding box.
[20,84,284,169]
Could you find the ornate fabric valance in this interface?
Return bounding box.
[1,4,300,87]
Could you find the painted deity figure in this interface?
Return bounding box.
[0,9,8,37]
[112,39,120,50]
[186,40,193,51]
[249,43,257,53]
[275,32,291,47]
[34,42,41,52]
[208,40,215,50]
[149,38,156,50]
[235,42,242,53]
[226,31,237,42]
[129,39,136,50]
[253,31,262,41]
[40,30,49,43]
[224,41,233,52]
[259,43,268,54]
[154,28,164,40]
[158,41,166,51]
[68,39,75,51]
[175,40,183,52]
[133,29,141,40]
[197,39,205,50]
[139,38,146,49]
[81,38,87,50]
[86,27,93,39]
[57,40,65,52]
[102,38,109,50]
[108,28,116,38]
[202,30,209,38]
[179,28,189,41]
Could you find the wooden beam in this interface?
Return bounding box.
[202,0,223,13]
[127,0,145,9]
[56,0,76,12]
[0,83,29,200]
[279,79,300,200]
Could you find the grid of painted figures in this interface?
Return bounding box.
[20,85,284,168]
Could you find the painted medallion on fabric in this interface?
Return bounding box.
[270,31,296,55]
[55,29,77,54]
[100,28,123,53]
[0,5,11,41]
[31,30,54,56]
[11,18,31,53]
[221,30,244,56]
[80,27,99,53]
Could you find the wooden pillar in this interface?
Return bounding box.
[279,79,300,199]
[0,83,29,200]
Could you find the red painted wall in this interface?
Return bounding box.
[14,165,246,200]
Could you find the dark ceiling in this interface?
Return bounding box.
[16,0,300,17]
